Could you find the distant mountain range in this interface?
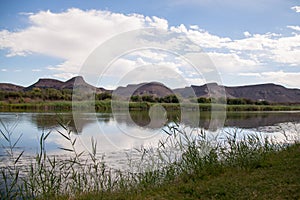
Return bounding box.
[0,76,108,93]
[1,76,300,103]
[174,83,300,103]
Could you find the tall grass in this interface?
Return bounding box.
[1,101,300,112]
[0,118,297,199]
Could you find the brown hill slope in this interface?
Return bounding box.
[0,83,24,92]
[1,77,300,103]
[174,83,300,103]
[23,76,109,93]
[114,82,174,98]
[25,78,64,91]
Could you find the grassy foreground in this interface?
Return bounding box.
[87,143,300,200]
[0,120,299,199]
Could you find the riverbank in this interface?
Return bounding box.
[1,100,300,112]
[88,143,300,200]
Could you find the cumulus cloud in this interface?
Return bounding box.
[261,71,300,88]
[287,25,300,32]
[0,8,168,79]
[238,71,300,88]
[243,31,251,37]
[207,52,261,73]
[238,72,261,77]
[291,6,300,13]
[0,8,300,88]
[170,24,231,49]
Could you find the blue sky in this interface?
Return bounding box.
[0,0,300,89]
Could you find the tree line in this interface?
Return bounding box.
[195,97,270,105]
[1,89,270,105]
[0,88,112,102]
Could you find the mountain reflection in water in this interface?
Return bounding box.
[25,111,300,133]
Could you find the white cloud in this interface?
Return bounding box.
[238,72,261,77]
[146,16,168,30]
[32,69,42,72]
[225,33,276,51]
[287,25,300,32]
[243,31,251,37]
[189,25,199,30]
[184,77,206,86]
[238,71,300,88]
[261,71,300,88]
[1,8,300,88]
[0,9,169,78]
[105,58,137,77]
[170,24,231,49]
[220,32,300,67]
[291,6,300,13]
[130,50,168,62]
[1,69,7,72]
[53,72,77,80]
[270,34,300,65]
[207,52,261,73]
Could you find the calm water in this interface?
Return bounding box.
[0,111,299,169]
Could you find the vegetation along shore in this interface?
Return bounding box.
[1,76,300,112]
[0,121,299,199]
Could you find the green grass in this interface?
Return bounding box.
[0,118,299,199]
[88,143,299,200]
[1,100,300,112]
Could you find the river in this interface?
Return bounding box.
[0,111,299,169]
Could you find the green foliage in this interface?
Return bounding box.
[130,94,179,103]
[194,97,271,105]
[197,97,211,103]
[0,88,74,102]
[130,95,142,102]
[95,92,112,101]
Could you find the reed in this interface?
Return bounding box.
[0,117,298,199]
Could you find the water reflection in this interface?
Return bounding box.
[0,111,299,169]
[2,111,299,133]
[114,111,300,131]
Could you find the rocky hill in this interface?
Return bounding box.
[174,83,300,103]
[114,82,174,98]
[22,76,109,93]
[225,83,300,103]
[1,77,300,103]
[0,83,24,92]
[24,78,64,91]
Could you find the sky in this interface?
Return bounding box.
[0,0,300,89]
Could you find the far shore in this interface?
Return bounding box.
[1,100,300,112]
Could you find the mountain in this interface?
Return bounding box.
[225,83,300,103]
[1,77,300,103]
[25,78,64,91]
[174,83,228,99]
[114,82,174,98]
[0,83,24,92]
[23,76,109,93]
[61,76,93,90]
[174,83,300,103]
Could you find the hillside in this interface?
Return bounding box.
[2,76,110,94]
[0,83,24,92]
[225,83,300,103]
[114,82,173,98]
[1,77,300,103]
[174,83,300,103]
[24,78,64,91]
